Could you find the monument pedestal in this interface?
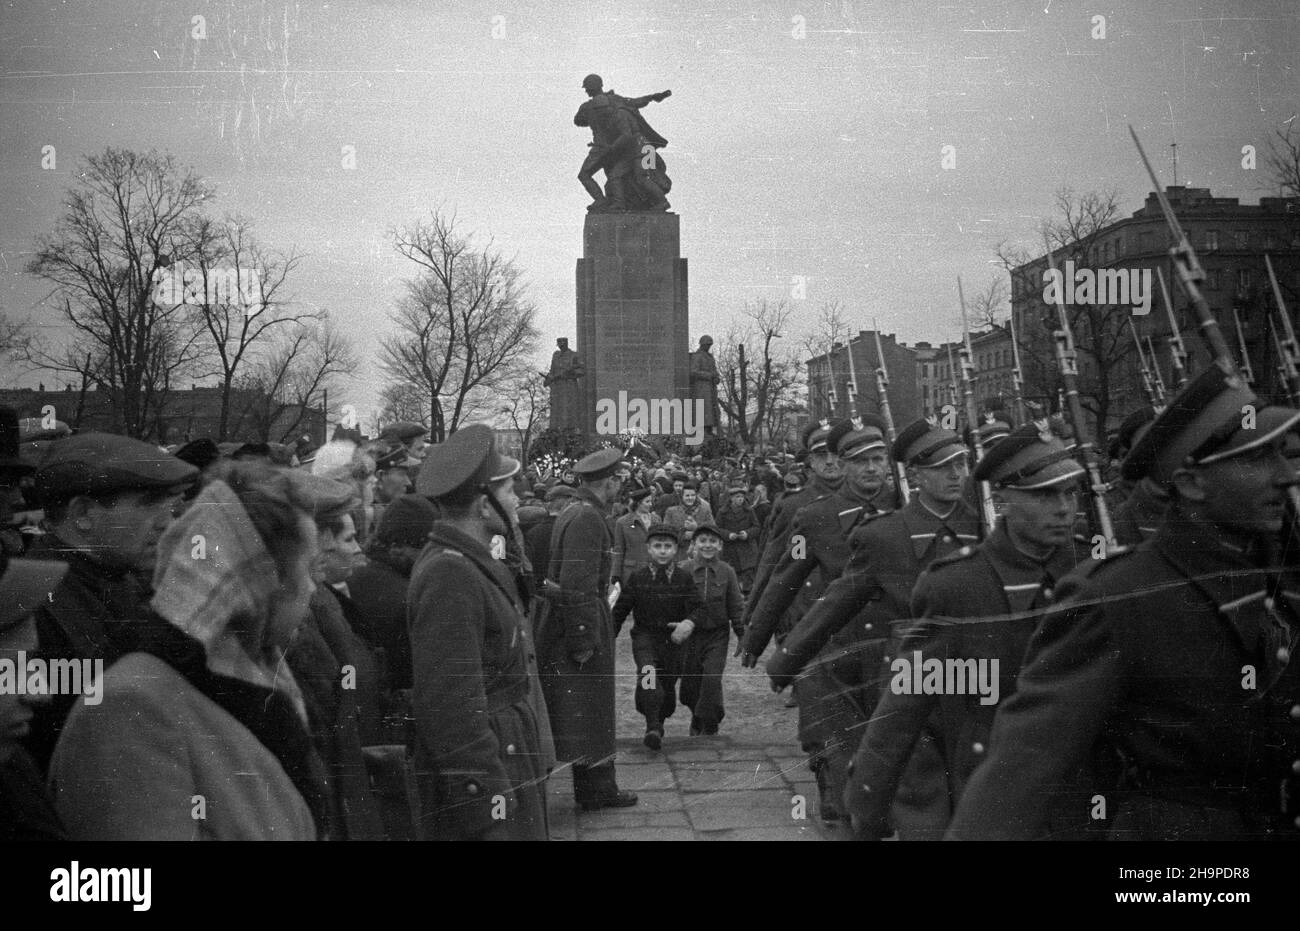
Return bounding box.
[576,212,689,436]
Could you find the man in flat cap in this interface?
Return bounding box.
[745,417,895,823]
[844,422,1091,839]
[23,433,197,772]
[538,447,638,810]
[524,484,578,590]
[768,417,981,835]
[408,424,549,839]
[949,364,1300,840]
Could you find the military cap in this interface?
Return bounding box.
[416,423,514,500]
[574,448,626,482]
[1122,362,1300,485]
[375,444,417,472]
[380,421,428,443]
[727,483,748,495]
[976,416,1012,448]
[829,415,889,460]
[0,407,33,479]
[36,432,199,505]
[646,525,680,545]
[893,419,967,468]
[973,422,1085,490]
[800,418,839,454]
[628,486,655,503]
[691,523,724,542]
[546,484,579,502]
[173,438,221,471]
[0,558,69,632]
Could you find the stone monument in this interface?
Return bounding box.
[689,335,722,435]
[572,74,689,438]
[545,337,586,431]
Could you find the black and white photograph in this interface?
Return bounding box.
[0,0,1297,905]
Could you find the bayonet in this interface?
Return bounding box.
[1266,255,1300,406]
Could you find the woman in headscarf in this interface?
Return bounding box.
[49,460,329,840]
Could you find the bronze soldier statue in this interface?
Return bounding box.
[574,74,672,212]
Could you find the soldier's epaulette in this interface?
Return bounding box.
[836,505,864,535]
[927,544,979,572]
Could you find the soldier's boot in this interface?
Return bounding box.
[575,763,639,812]
[810,758,846,824]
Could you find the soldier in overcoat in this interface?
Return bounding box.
[408,424,549,840]
[537,448,638,810]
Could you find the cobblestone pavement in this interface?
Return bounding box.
[546,629,847,841]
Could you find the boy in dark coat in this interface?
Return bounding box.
[613,526,706,751]
[678,524,744,735]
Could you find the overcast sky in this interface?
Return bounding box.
[2,0,1297,422]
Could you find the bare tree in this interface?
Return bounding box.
[25,148,213,439]
[499,368,550,464]
[184,214,313,440]
[377,382,429,428]
[956,277,1009,330]
[0,309,31,363]
[1266,121,1300,197]
[999,187,1135,436]
[379,211,540,441]
[796,300,854,419]
[717,299,801,449]
[231,318,358,444]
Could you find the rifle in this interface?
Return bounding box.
[1156,267,1190,389]
[1008,307,1028,424]
[1145,335,1169,406]
[1129,125,1300,520]
[945,343,960,413]
[1042,233,1118,551]
[1129,318,1161,408]
[1266,254,1300,406]
[844,334,861,418]
[1232,306,1255,385]
[871,323,912,505]
[957,276,998,535]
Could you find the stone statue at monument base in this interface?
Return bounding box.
[545,337,586,431]
[689,335,722,435]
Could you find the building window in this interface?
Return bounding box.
[1234,230,1250,249]
[1139,231,1153,253]
[1238,268,1252,292]
[1265,231,1277,250]
[1205,230,1219,250]
[1207,268,1221,290]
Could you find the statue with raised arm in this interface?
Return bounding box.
[545,337,586,430]
[574,74,673,213]
[689,335,722,434]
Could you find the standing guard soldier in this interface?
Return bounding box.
[538,448,638,811]
[408,424,549,840]
[767,418,981,837]
[844,423,1089,839]
[744,417,893,822]
[949,366,1300,840]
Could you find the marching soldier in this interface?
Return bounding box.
[948,365,1300,840]
[743,417,893,822]
[408,424,549,840]
[767,418,981,837]
[843,423,1089,839]
[737,419,844,665]
[538,448,638,811]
